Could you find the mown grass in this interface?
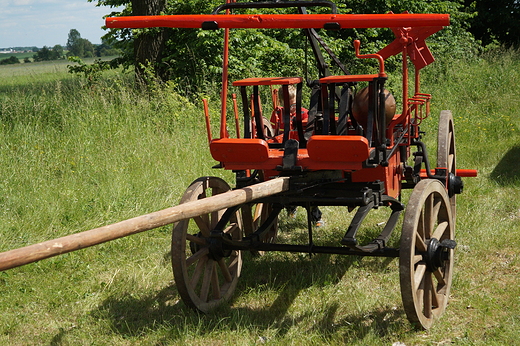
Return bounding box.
[0,49,519,345]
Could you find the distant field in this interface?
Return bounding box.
[0,59,69,80]
[0,53,117,65]
[0,51,34,61]
[0,56,120,85]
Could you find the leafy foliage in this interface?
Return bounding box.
[33,45,65,62]
[67,29,95,58]
[91,0,485,94]
[464,0,520,47]
[0,56,20,65]
[67,56,125,87]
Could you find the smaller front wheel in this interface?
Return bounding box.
[171,177,243,312]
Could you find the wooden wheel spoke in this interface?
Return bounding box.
[432,221,449,241]
[201,178,209,191]
[413,254,423,265]
[432,196,442,222]
[200,259,215,302]
[415,233,428,252]
[431,279,441,309]
[414,263,427,289]
[189,256,207,288]
[241,205,254,235]
[194,215,210,236]
[433,267,447,287]
[210,211,220,229]
[211,264,221,300]
[253,203,264,228]
[218,258,233,283]
[198,185,207,199]
[186,247,209,267]
[211,187,223,197]
[423,194,436,238]
[186,233,206,246]
[260,203,270,222]
[423,272,433,318]
[223,222,238,235]
[448,153,455,172]
[228,254,239,269]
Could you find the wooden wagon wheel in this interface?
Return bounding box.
[241,202,278,256]
[171,176,243,312]
[437,110,457,216]
[400,179,455,329]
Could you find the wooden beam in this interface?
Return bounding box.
[0,177,290,271]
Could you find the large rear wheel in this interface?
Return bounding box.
[437,110,457,216]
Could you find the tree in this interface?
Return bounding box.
[66,29,95,58]
[88,0,168,84]
[52,45,64,59]
[33,46,51,62]
[95,38,120,57]
[465,0,520,47]
[67,29,82,51]
[131,0,168,84]
[33,45,64,61]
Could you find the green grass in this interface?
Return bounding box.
[0,52,35,62]
[0,51,519,345]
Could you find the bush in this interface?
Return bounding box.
[0,56,20,65]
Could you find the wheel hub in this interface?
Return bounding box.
[189,232,204,255]
[448,173,464,197]
[207,232,233,261]
[424,238,457,272]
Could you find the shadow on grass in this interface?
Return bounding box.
[490,146,520,186]
[77,249,401,342]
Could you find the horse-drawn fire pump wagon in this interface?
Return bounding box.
[0,0,477,330]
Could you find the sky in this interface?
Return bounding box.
[0,0,123,48]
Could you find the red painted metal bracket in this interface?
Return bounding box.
[378,25,444,69]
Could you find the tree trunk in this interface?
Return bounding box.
[131,0,167,84]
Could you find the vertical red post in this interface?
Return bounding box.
[401,48,408,120]
[232,93,240,138]
[203,99,212,144]
[219,0,232,139]
[415,68,420,95]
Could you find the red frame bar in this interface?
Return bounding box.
[232,77,302,86]
[106,13,449,30]
[319,74,379,84]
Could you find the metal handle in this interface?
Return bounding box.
[212,1,338,15]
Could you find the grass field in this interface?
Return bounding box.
[0,50,519,345]
[0,52,35,62]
